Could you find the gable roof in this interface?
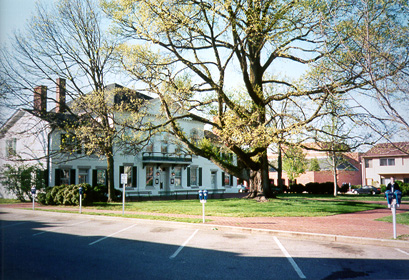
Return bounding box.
[363,142,409,158]
[0,109,26,138]
[104,83,153,101]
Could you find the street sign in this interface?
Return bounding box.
[121,174,128,185]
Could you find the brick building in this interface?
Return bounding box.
[268,146,362,187]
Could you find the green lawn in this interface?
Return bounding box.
[90,195,387,217]
[0,198,21,204]
[376,212,409,226]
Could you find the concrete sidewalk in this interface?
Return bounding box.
[1,201,409,247]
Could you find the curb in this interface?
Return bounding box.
[3,207,409,249]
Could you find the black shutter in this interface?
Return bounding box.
[70,169,76,185]
[132,167,137,188]
[230,174,233,186]
[187,167,190,186]
[92,170,97,186]
[222,172,225,186]
[119,166,124,188]
[199,167,202,186]
[55,169,61,186]
[44,169,49,187]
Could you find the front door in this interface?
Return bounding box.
[160,169,169,191]
[211,171,217,189]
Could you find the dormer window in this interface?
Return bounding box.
[161,140,168,153]
[190,129,200,144]
[6,138,17,158]
[146,141,154,153]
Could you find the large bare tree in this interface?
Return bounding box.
[0,0,126,201]
[324,0,409,143]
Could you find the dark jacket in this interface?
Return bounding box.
[386,183,401,192]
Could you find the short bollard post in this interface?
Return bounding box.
[31,186,36,211]
[79,186,84,214]
[199,190,207,223]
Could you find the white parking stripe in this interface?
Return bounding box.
[273,236,306,279]
[169,229,199,259]
[33,221,87,236]
[89,224,136,246]
[396,248,409,256]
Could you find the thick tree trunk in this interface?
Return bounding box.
[277,144,283,191]
[332,152,338,197]
[246,169,260,198]
[106,154,115,202]
[245,150,275,201]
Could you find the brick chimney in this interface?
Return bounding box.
[56,78,66,113]
[34,85,47,114]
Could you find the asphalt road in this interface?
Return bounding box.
[1,209,409,280]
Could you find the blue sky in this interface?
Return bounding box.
[0,0,53,46]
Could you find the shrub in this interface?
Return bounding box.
[396,181,409,196]
[322,182,335,194]
[305,182,320,194]
[288,183,305,194]
[269,184,284,194]
[305,182,335,194]
[339,183,349,193]
[38,183,99,206]
[0,163,46,201]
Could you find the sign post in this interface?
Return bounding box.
[31,186,36,211]
[121,173,127,215]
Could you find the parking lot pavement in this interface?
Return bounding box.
[1,208,409,280]
[3,201,409,246]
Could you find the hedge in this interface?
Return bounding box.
[37,183,108,206]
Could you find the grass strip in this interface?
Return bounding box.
[32,208,208,223]
[375,212,409,226]
[0,199,21,204]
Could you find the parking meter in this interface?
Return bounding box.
[385,190,393,208]
[203,190,208,201]
[394,190,402,207]
[31,186,36,210]
[79,186,84,195]
[199,190,203,201]
[386,188,403,239]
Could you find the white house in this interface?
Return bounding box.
[0,79,236,199]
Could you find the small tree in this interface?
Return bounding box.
[282,145,307,183]
[309,158,321,172]
[1,163,46,201]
